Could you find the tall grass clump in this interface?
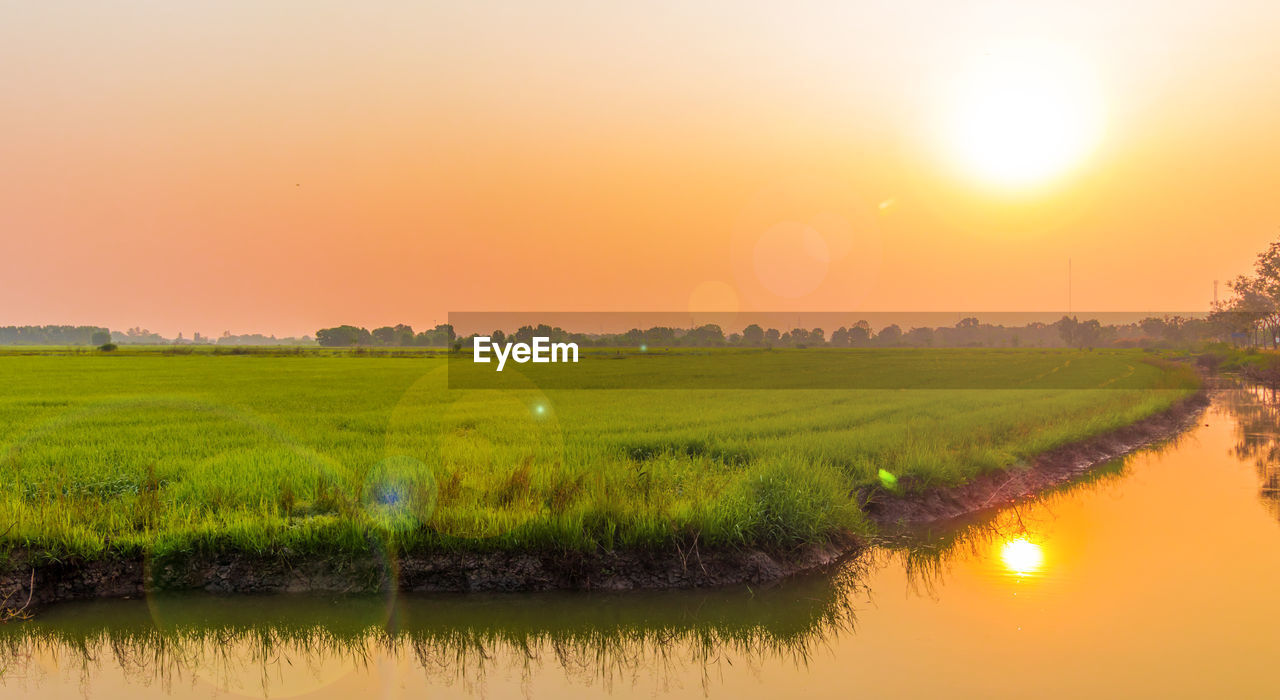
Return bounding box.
[734,458,864,547]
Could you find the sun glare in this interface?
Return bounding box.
[999,537,1045,576]
[943,44,1104,189]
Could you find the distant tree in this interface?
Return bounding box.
[686,324,725,346]
[1075,319,1109,348]
[114,327,167,344]
[642,326,677,347]
[875,324,902,345]
[848,321,871,347]
[415,324,456,347]
[393,324,415,346]
[316,325,369,347]
[765,328,781,346]
[1208,305,1256,345]
[742,324,765,346]
[830,327,850,347]
[0,325,110,345]
[91,330,111,346]
[905,326,934,346]
[217,332,313,346]
[1055,315,1109,349]
[1054,316,1079,347]
[1139,316,1167,339]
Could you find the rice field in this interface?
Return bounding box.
[0,348,1197,561]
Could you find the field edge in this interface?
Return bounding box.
[0,385,1213,611]
[860,387,1212,529]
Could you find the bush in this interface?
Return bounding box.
[98,343,118,352]
[1195,352,1224,372]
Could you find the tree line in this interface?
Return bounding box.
[484,316,1216,349]
[0,326,110,345]
[316,324,457,347]
[314,316,1225,350]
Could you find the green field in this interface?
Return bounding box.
[0,348,1197,561]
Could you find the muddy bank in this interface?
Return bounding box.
[860,390,1211,529]
[0,535,855,612]
[0,390,1208,611]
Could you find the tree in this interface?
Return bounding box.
[394,324,415,346]
[1055,315,1109,349]
[1226,268,1280,347]
[848,321,871,347]
[91,331,111,346]
[1054,315,1079,347]
[875,324,902,345]
[1074,319,1108,348]
[905,326,934,346]
[686,324,725,346]
[316,325,370,347]
[742,324,764,346]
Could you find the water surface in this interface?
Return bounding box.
[4,390,1280,698]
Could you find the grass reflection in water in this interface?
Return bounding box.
[0,563,866,696]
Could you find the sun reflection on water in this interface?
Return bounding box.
[998,537,1045,577]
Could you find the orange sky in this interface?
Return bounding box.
[2,1,1279,337]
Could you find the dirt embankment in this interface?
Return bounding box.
[859,390,1211,528]
[0,389,1208,611]
[0,537,853,611]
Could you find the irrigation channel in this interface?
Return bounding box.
[2,387,1279,698]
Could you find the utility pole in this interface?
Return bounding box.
[1213,280,1219,309]
[1068,258,1073,316]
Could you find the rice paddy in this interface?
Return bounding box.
[0,348,1197,561]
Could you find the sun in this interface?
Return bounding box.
[998,537,1045,576]
[942,43,1105,189]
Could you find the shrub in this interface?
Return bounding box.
[98,343,118,352]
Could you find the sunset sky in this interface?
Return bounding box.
[3,1,1279,337]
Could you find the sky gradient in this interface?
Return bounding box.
[3,1,1279,336]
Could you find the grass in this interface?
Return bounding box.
[0,348,1198,562]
